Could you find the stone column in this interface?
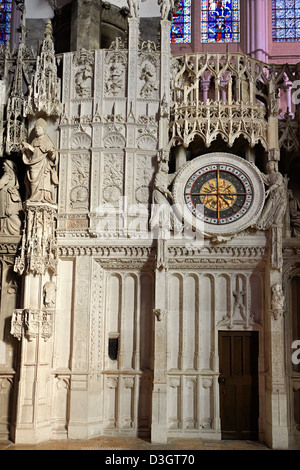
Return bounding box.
[175,145,187,171]
[248,0,268,62]
[151,17,172,445]
[68,256,91,440]
[11,202,58,444]
[264,242,289,449]
[70,0,101,51]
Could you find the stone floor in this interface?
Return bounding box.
[0,436,270,451]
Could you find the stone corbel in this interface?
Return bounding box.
[270,307,285,321]
[153,308,166,321]
[11,309,25,341]
[10,308,54,341]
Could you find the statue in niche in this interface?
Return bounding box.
[75,63,93,97]
[43,281,56,308]
[0,160,22,236]
[256,160,287,230]
[106,61,124,95]
[21,118,59,204]
[150,159,177,269]
[271,283,285,320]
[158,0,179,20]
[140,62,158,98]
[288,189,300,237]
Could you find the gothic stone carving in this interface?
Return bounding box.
[21,118,59,204]
[11,308,53,342]
[0,160,22,236]
[73,49,94,99]
[14,202,58,276]
[25,20,62,117]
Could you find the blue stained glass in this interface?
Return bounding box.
[0,0,12,45]
[171,0,191,44]
[201,0,240,43]
[272,0,300,41]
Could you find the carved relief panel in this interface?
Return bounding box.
[104,51,127,98]
[102,152,124,205]
[138,49,160,100]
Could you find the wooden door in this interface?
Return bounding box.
[218,331,259,440]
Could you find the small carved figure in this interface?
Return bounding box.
[75,64,93,97]
[158,0,179,20]
[256,160,287,230]
[140,62,158,97]
[288,190,300,237]
[21,118,59,204]
[0,160,22,235]
[106,62,124,95]
[271,283,285,319]
[127,0,146,17]
[43,281,56,308]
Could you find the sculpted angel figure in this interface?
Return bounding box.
[256,160,287,230]
[0,159,22,235]
[21,118,59,204]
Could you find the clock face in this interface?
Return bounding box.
[172,153,265,235]
[184,165,253,225]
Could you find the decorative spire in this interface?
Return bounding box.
[24,20,62,118]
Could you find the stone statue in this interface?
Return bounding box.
[158,0,179,20]
[127,0,147,17]
[271,283,285,320]
[256,160,287,230]
[43,281,56,308]
[150,159,175,236]
[0,160,22,236]
[288,189,300,237]
[21,118,59,204]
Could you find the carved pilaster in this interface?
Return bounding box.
[14,202,58,276]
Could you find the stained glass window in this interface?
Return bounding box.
[0,0,12,45]
[272,0,300,42]
[171,0,191,43]
[201,0,240,43]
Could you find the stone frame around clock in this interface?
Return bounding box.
[172,152,266,236]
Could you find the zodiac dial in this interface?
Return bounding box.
[184,165,253,225]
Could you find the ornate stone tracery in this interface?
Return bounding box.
[0,1,299,450]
